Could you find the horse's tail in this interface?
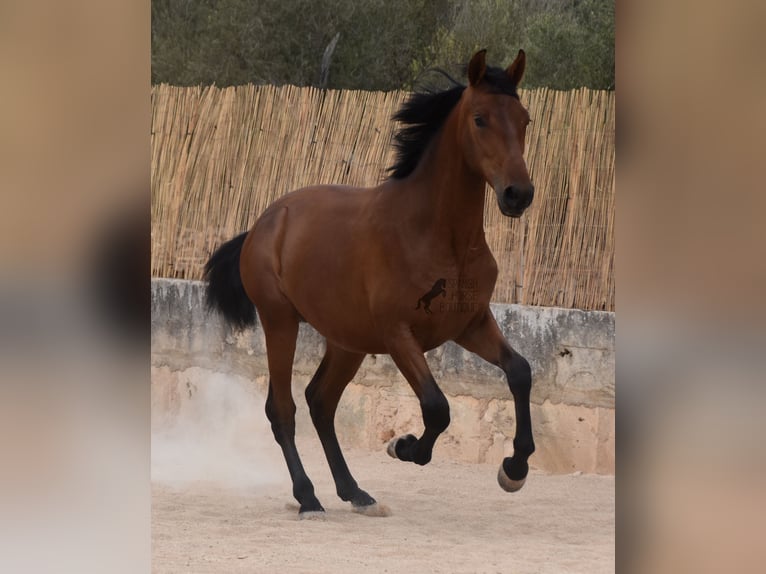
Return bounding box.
[204,231,256,329]
[415,298,422,310]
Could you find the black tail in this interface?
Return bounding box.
[204,232,256,329]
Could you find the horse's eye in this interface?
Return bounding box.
[474,114,486,128]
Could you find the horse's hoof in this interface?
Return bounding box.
[352,502,391,517]
[297,499,326,519]
[386,434,417,459]
[497,463,527,493]
[386,437,399,458]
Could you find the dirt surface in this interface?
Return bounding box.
[152,437,614,573]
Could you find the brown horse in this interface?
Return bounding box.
[205,49,535,517]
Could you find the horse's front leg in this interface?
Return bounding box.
[456,309,535,492]
[385,329,450,466]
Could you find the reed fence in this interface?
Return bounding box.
[151,84,614,310]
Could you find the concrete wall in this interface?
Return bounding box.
[152,278,614,474]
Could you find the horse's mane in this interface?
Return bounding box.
[387,65,520,180]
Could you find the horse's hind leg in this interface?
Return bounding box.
[261,315,324,515]
[305,345,384,514]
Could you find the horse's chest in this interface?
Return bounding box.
[408,269,494,347]
[410,250,496,310]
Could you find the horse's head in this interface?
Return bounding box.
[460,49,533,218]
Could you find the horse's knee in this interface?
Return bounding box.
[504,352,532,393]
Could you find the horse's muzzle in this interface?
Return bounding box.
[496,184,534,218]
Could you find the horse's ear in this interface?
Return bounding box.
[468,49,487,86]
[506,49,526,86]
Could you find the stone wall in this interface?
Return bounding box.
[151,279,614,474]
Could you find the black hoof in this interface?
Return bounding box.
[349,490,377,508]
[298,500,325,515]
[386,434,418,461]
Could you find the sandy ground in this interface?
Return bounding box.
[152,437,614,573]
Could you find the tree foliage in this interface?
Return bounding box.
[152,0,613,90]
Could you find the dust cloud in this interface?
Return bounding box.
[151,370,283,489]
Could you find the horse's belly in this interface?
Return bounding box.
[309,313,473,355]
[306,313,388,354]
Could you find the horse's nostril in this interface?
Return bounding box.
[504,185,533,203]
[522,188,534,207]
[502,185,534,215]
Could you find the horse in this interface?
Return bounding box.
[205,49,535,518]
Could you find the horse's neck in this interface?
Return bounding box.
[405,113,488,257]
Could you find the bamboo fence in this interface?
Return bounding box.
[151,84,614,310]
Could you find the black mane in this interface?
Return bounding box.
[387,65,520,179]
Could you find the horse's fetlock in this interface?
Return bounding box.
[514,436,535,458]
[413,450,432,466]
